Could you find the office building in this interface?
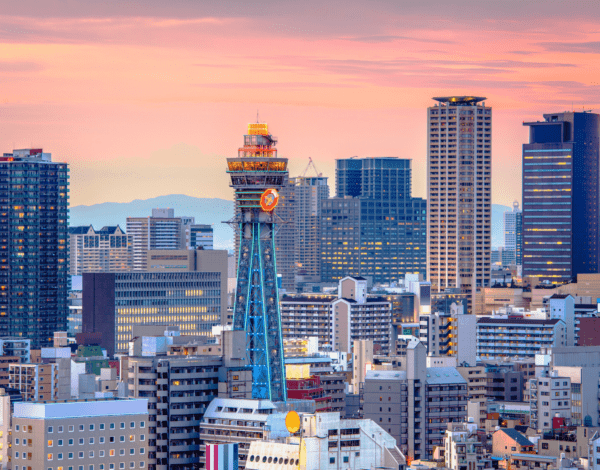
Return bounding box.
[227,122,288,401]
[187,224,214,250]
[11,398,148,470]
[477,317,566,359]
[504,201,523,266]
[427,97,492,305]
[291,176,330,287]
[0,148,69,347]
[321,157,426,284]
[127,208,186,271]
[82,271,223,355]
[68,225,131,275]
[522,111,600,283]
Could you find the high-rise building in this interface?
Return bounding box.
[321,157,426,284]
[227,122,287,401]
[127,208,185,270]
[187,224,214,250]
[504,201,523,266]
[274,177,296,291]
[292,176,330,286]
[68,225,131,274]
[427,97,492,305]
[0,148,68,347]
[522,111,600,284]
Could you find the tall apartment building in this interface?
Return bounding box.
[127,208,186,271]
[321,157,426,284]
[477,317,566,359]
[528,371,572,432]
[82,271,223,355]
[274,177,296,291]
[187,224,213,250]
[69,225,131,274]
[291,176,329,286]
[0,148,69,347]
[522,111,600,284]
[427,97,492,305]
[9,363,59,401]
[363,341,468,460]
[504,201,523,266]
[11,398,148,470]
[280,276,392,353]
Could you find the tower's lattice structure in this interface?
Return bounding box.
[227,123,288,401]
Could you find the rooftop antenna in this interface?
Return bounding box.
[256,109,260,123]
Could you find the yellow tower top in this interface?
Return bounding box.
[248,123,269,135]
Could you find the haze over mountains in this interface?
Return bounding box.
[70,195,511,251]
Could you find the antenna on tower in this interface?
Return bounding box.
[256,110,260,123]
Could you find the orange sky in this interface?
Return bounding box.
[0,1,599,207]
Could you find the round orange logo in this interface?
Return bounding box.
[260,188,279,212]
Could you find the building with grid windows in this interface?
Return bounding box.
[427,97,492,306]
[69,225,131,275]
[11,398,148,470]
[0,149,69,347]
[522,111,600,284]
[187,224,213,250]
[321,157,426,284]
[504,201,523,267]
[82,271,222,356]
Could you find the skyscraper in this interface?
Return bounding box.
[274,177,295,291]
[291,176,329,286]
[0,149,69,347]
[321,157,426,284]
[427,96,492,303]
[503,201,523,266]
[126,208,185,270]
[522,111,600,284]
[227,122,287,401]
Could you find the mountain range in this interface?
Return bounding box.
[70,195,511,251]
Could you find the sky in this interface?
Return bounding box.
[0,0,599,208]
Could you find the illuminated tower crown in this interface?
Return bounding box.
[226,123,288,401]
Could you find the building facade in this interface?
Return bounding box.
[321,157,426,284]
[69,225,131,275]
[127,208,185,271]
[504,201,523,266]
[522,111,600,284]
[82,271,223,355]
[187,224,213,250]
[0,149,68,347]
[427,97,492,305]
[11,398,148,470]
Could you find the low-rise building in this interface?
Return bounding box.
[491,428,534,456]
[444,422,491,470]
[9,363,59,401]
[11,398,148,470]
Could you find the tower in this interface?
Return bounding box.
[522,111,600,284]
[503,201,522,267]
[427,96,492,305]
[227,123,287,401]
[0,149,69,347]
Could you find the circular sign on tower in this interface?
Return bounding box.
[260,188,279,212]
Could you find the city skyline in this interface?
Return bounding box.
[1,1,599,209]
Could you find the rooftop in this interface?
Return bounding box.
[13,398,148,419]
[498,428,534,447]
[477,317,561,326]
[432,96,486,105]
[426,367,467,385]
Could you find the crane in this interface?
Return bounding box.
[302,157,322,177]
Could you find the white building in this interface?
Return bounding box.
[444,421,490,470]
[528,370,571,432]
[477,317,566,359]
[245,412,404,470]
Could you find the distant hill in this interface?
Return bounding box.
[70,195,234,250]
[70,195,511,251]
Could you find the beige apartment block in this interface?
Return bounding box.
[9,363,59,401]
[11,398,148,470]
[427,96,492,307]
[475,287,530,315]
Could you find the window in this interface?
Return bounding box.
[140,435,145,442]
[330,457,335,464]
[99,451,105,458]
[109,450,115,457]
[89,452,94,458]
[69,439,74,446]
[58,454,63,460]
[130,422,135,429]
[110,437,115,443]
[120,464,125,470]
[58,426,63,433]
[100,437,105,444]
[542,443,548,449]
[511,447,516,451]
[343,456,349,463]
[48,440,53,447]
[78,452,84,459]
[119,449,125,456]
[129,435,135,442]
[130,464,135,469]
[120,423,125,429]
[16,425,20,431]
[89,425,94,431]
[89,438,94,445]
[110,424,115,430]
[68,426,74,432]
[78,425,84,432]
[68,453,74,459]
[100,424,105,430]
[58,440,63,446]
[120,436,125,443]
[140,422,145,428]
[140,448,145,455]
[48,427,54,433]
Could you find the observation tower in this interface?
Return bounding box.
[226,123,288,401]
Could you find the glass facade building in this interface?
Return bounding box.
[0,149,68,347]
[321,157,426,284]
[522,112,600,284]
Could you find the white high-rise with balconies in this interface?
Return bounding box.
[427,96,492,306]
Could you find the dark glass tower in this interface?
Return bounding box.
[321,157,426,284]
[227,123,287,401]
[0,149,69,347]
[523,112,600,284]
